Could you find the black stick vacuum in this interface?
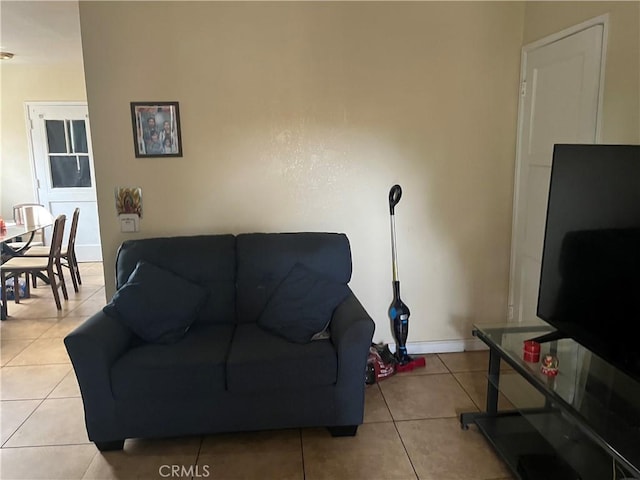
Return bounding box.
[388,185,426,372]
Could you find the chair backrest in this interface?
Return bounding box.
[13,203,44,225]
[47,215,66,268]
[67,208,80,251]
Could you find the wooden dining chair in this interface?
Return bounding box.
[0,215,68,318]
[22,208,82,292]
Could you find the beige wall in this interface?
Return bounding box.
[79,1,525,345]
[523,1,640,143]
[0,63,87,218]
[4,2,637,347]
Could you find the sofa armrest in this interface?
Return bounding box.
[64,310,133,440]
[331,291,375,385]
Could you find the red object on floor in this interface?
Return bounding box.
[395,356,426,372]
[367,346,396,383]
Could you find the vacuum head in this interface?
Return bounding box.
[395,355,427,373]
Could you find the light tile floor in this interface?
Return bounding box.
[0,263,515,479]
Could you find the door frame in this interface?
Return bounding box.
[24,101,103,261]
[507,14,609,321]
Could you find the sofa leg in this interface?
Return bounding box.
[95,440,124,451]
[328,425,358,437]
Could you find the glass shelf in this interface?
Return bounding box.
[464,322,640,479]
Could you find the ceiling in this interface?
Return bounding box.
[0,1,83,65]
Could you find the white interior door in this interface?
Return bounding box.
[28,103,102,262]
[509,19,606,324]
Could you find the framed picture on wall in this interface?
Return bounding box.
[130,101,182,157]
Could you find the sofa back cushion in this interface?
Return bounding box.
[115,235,236,325]
[236,233,352,324]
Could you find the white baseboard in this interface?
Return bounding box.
[387,337,487,354]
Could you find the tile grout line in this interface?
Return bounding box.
[3,361,71,368]
[390,423,420,480]
[437,352,488,412]
[45,370,77,400]
[299,428,306,480]
[79,448,100,480]
[191,435,205,480]
[1,440,93,449]
[0,397,47,448]
[377,383,419,480]
[435,353,455,374]
[0,338,34,366]
[450,372,484,413]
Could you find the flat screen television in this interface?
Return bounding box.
[537,144,640,383]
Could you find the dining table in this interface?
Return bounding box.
[1,219,54,320]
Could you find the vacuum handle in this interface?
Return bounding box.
[389,184,402,215]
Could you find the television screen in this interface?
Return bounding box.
[537,144,640,382]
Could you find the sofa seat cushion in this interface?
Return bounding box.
[226,323,338,394]
[111,324,234,400]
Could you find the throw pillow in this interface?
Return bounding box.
[103,260,208,344]
[258,262,350,344]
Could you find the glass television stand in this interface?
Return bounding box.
[460,323,640,480]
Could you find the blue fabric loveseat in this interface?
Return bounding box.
[65,232,375,451]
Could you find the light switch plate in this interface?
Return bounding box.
[119,214,139,233]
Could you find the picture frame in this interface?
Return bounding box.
[115,187,143,217]
[130,101,182,157]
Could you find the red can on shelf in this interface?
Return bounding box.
[523,340,541,362]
